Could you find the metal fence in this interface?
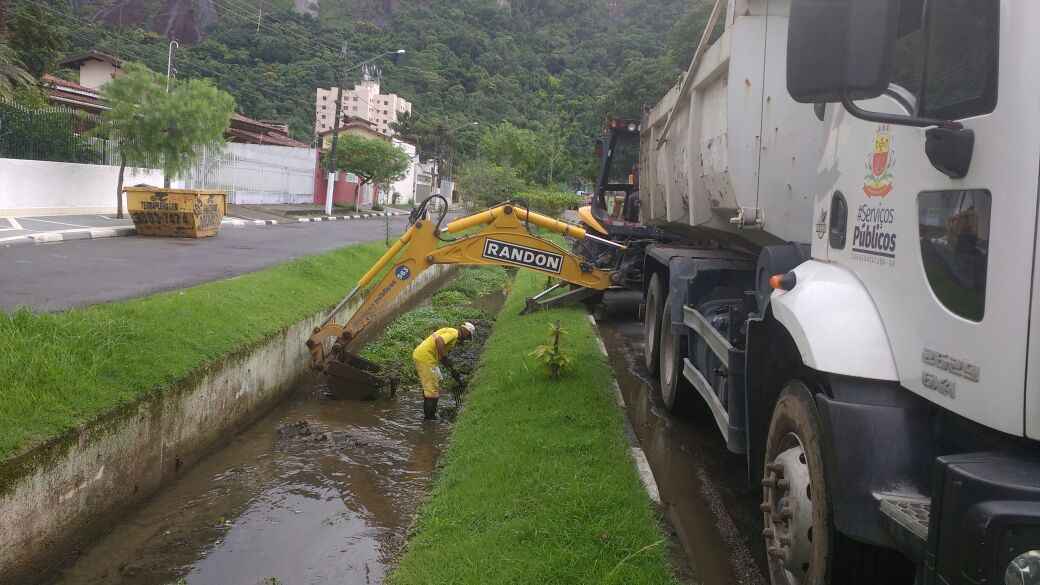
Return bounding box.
[0,99,122,165]
[181,143,317,205]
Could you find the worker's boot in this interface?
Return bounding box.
[423,397,439,420]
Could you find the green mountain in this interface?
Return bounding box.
[47,0,709,183]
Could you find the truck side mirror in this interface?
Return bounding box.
[787,0,901,104]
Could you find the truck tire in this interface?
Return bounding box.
[762,382,915,585]
[658,291,689,412]
[762,381,831,585]
[643,273,665,374]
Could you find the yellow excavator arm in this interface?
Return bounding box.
[306,200,622,376]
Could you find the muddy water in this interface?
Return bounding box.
[50,378,454,585]
[597,292,769,585]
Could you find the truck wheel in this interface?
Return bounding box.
[658,291,689,411]
[643,273,665,374]
[763,381,914,585]
[761,381,835,585]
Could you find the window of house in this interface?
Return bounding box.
[918,190,991,321]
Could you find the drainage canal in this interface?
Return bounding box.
[47,279,506,585]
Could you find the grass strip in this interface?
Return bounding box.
[389,269,676,585]
[0,241,393,460]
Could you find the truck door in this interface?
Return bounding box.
[825,0,1038,436]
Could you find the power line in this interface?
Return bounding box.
[210,0,344,59]
[27,1,320,110]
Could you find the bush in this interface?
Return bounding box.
[514,189,583,218]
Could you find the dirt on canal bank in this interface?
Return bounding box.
[45,275,506,585]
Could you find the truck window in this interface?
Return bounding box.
[920,0,999,120]
[918,190,991,321]
[892,0,925,97]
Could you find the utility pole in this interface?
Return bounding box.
[325,43,348,217]
[324,48,406,216]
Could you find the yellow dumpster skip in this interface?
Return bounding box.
[124,186,226,238]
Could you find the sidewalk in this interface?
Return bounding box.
[0,210,409,249]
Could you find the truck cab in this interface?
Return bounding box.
[637,1,1040,584]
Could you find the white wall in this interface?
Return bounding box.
[0,158,174,216]
[390,140,419,205]
[78,61,119,90]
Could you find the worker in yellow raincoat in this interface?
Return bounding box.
[413,322,476,419]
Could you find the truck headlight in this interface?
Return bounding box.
[1006,550,1040,585]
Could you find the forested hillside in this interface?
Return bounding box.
[31,0,710,184]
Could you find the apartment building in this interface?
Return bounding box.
[315,76,412,137]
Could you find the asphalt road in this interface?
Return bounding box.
[0,216,412,312]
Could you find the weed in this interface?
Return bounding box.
[529,320,574,378]
[359,266,509,383]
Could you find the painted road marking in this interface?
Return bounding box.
[0,217,24,232]
[19,217,91,229]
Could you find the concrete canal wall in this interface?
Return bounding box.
[0,264,455,583]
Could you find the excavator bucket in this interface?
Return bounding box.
[324,351,397,400]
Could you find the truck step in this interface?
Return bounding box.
[877,493,930,560]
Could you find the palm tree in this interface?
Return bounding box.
[0,40,34,101]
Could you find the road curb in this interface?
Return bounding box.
[222,211,409,226]
[0,211,410,248]
[0,226,136,248]
[587,312,663,506]
[294,210,408,223]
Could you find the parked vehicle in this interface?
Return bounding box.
[638,1,1040,584]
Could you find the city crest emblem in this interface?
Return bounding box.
[863,125,895,197]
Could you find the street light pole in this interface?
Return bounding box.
[439,121,478,206]
[325,48,406,216]
[166,40,179,92]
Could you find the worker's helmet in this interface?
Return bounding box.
[461,322,476,337]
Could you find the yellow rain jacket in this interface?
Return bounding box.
[413,328,460,398]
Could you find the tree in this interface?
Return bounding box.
[100,63,235,218]
[0,41,33,101]
[7,1,68,78]
[457,159,526,209]
[325,134,411,211]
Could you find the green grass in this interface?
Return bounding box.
[0,241,394,460]
[360,266,510,382]
[389,270,676,585]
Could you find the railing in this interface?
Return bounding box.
[0,99,121,165]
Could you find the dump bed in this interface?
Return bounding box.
[639,0,823,247]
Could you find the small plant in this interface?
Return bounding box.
[529,320,573,378]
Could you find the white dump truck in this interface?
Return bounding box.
[636,1,1040,584]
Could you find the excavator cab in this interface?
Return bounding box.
[575,118,671,292]
[581,118,643,235]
